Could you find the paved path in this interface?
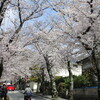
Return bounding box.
[8,90,51,100]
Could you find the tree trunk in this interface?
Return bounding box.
[0,57,3,78]
[40,68,45,94]
[44,55,58,98]
[97,74,100,99]
[92,52,100,99]
[97,51,100,99]
[0,0,9,26]
[92,42,100,100]
[68,61,74,100]
[48,70,58,98]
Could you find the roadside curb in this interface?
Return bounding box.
[34,94,66,100]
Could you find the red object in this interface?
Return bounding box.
[6,85,15,91]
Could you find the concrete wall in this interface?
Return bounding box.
[30,82,38,92]
[74,88,98,100]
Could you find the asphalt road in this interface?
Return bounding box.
[8,90,51,100]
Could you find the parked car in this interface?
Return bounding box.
[6,85,15,91]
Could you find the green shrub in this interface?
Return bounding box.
[57,82,67,97]
[74,72,97,88]
[54,73,97,98]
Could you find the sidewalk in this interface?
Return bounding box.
[43,95,67,100]
[35,93,67,100]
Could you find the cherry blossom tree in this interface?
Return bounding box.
[46,0,100,99]
[33,40,59,97]
[0,0,99,99]
[0,0,48,79]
